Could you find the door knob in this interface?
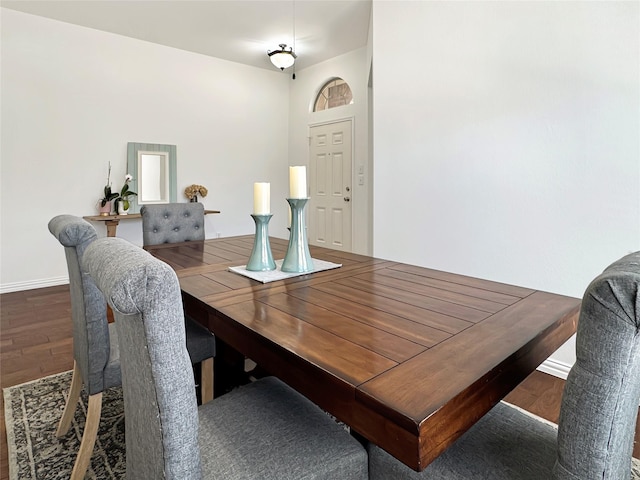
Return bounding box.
[344,197,350,202]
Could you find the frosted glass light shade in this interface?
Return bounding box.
[268,44,297,70]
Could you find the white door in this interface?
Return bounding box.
[308,120,352,251]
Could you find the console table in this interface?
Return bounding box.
[83,210,221,237]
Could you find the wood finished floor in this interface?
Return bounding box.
[1,285,639,479]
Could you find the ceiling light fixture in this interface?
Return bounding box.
[268,44,297,70]
[268,0,296,77]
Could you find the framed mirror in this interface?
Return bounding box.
[126,142,177,213]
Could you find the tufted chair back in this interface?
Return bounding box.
[554,251,640,479]
[84,237,200,479]
[48,214,120,394]
[140,203,205,246]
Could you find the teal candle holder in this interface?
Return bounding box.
[282,198,314,273]
[246,214,276,271]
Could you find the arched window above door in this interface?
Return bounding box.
[313,78,353,112]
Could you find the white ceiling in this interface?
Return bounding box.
[1,0,372,71]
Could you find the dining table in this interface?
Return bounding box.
[145,235,581,472]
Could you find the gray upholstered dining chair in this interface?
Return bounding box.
[48,215,122,480]
[83,236,368,479]
[367,251,640,479]
[140,202,214,403]
[50,214,214,477]
[140,202,205,245]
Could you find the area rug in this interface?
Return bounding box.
[3,371,125,480]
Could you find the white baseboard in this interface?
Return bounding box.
[537,357,572,380]
[0,276,69,294]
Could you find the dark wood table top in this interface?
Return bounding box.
[146,236,580,471]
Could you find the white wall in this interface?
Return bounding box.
[289,47,371,254]
[1,9,290,292]
[372,1,639,369]
[4,3,639,374]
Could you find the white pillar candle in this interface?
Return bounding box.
[253,182,270,215]
[289,166,307,198]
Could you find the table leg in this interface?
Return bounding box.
[104,220,120,237]
[180,296,248,396]
[214,340,249,397]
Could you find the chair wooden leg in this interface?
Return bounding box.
[70,392,103,480]
[56,360,83,437]
[200,357,214,404]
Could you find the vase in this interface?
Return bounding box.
[117,201,129,215]
[98,201,112,216]
[190,196,198,203]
